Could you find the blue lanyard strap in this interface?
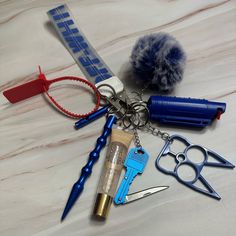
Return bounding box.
[47,5,114,84]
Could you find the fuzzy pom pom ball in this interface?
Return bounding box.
[130,32,186,92]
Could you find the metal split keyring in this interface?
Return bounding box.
[96,84,150,130]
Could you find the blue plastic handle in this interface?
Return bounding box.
[61,115,117,221]
[147,96,226,128]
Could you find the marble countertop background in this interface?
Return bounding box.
[0,0,236,236]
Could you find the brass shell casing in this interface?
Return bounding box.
[93,193,113,219]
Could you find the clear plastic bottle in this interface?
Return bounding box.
[93,127,133,219]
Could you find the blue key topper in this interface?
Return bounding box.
[114,147,149,205]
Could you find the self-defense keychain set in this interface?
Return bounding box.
[3,5,234,221]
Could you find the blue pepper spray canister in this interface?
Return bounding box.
[147,96,226,128]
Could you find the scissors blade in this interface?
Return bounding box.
[124,186,169,204]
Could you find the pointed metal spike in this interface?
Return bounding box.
[211,191,221,200]
[61,183,83,221]
[205,149,235,169]
[61,212,67,222]
[60,116,116,221]
[193,175,221,200]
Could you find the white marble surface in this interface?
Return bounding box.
[0,0,236,235]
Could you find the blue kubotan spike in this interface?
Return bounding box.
[61,115,117,221]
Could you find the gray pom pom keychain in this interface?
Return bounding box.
[130,32,186,92]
